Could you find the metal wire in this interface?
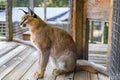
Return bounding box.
[109,0,120,79]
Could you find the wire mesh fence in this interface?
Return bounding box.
[109,0,120,79]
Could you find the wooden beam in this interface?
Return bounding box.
[44,0,47,21]
[70,0,88,59]
[6,0,13,41]
[107,0,113,69]
[29,0,34,10]
[84,18,89,60]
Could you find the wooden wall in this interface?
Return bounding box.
[87,0,110,20]
[70,0,89,59]
[70,0,110,59]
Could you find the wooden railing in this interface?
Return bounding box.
[0,22,6,41]
[13,22,29,40]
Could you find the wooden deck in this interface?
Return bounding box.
[0,42,109,80]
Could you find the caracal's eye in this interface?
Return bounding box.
[20,17,28,26]
[23,16,27,20]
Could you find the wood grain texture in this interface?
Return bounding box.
[20,60,38,80]
[98,73,109,80]
[70,0,88,59]
[2,52,38,80]
[0,45,27,67]
[0,42,109,80]
[74,71,90,80]
[107,0,113,69]
[0,42,17,50]
[90,73,98,80]
[0,43,19,57]
[56,73,74,80]
[6,0,13,41]
[0,47,35,79]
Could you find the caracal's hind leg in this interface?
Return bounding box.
[52,55,76,76]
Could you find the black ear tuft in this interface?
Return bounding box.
[19,9,28,14]
[28,7,37,18]
[33,14,37,18]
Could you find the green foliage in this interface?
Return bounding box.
[0,0,5,5]
[12,0,29,7]
[0,0,68,7]
[43,0,68,7]
[104,22,108,44]
[0,30,2,36]
[12,0,68,7]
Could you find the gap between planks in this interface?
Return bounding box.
[2,51,38,80]
[0,48,35,79]
[0,45,27,67]
[0,43,19,57]
[0,47,34,73]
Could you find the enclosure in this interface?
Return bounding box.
[0,0,116,80]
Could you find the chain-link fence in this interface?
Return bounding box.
[109,0,120,79]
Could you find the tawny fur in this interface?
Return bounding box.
[20,8,97,79]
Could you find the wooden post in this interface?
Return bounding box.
[29,0,34,10]
[84,18,89,60]
[70,0,88,59]
[108,0,113,70]
[6,0,13,41]
[44,0,47,21]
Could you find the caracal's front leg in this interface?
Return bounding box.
[34,50,50,79]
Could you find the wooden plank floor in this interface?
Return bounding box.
[0,42,109,80]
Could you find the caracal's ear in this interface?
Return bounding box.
[28,7,37,18]
[19,9,28,14]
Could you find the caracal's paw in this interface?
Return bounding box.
[52,69,66,76]
[34,71,43,79]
